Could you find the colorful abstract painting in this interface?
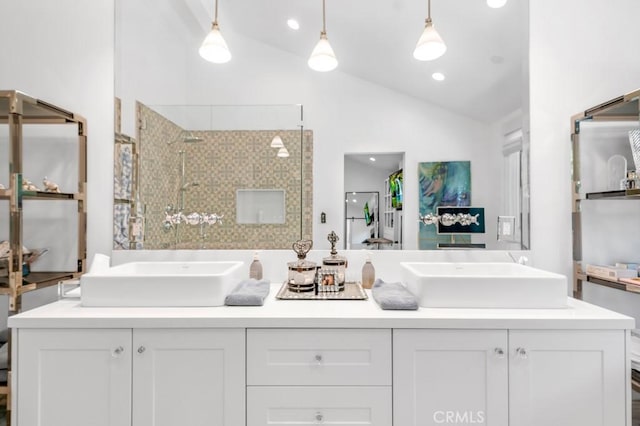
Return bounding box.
[418,161,471,249]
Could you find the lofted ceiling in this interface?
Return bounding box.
[175,0,528,123]
[347,153,404,173]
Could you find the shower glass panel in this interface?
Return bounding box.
[116,103,312,250]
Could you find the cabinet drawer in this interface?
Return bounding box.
[247,328,391,385]
[247,386,392,426]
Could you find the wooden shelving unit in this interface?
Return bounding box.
[0,90,87,417]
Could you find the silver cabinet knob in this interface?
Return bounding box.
[138,346,146,354]
[494,347,505,358]
[515,347,528,359]
[112,346,124,358]
[314,354,323,363]
[315,412,324,422]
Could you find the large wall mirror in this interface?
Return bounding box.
[115,0,530,251]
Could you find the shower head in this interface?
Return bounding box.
[183,132,203,143]
[167,132,204,145]
[181,182,200,190]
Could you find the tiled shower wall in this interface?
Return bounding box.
[136,103,313,249]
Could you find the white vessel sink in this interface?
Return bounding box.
[81,259,244,307]
[401,262,567,309]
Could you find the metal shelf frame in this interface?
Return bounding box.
[1,90,87,312]
[0,90,87,414]
[571,88,640,299]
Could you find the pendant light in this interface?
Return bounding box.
[277,146,290,158]
[487,0,508,8]
[413,0,447,61]
[199,0,231,63]
[270,134,284,148]
[308,0,338,72]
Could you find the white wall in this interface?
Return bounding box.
[116,0,190,136]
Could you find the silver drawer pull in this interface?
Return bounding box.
[138,346,146,354]
[314,354,323,364]
[515,347,528,359]
[112,346,124,358]
[494,347,505,358]
[315,412,324,422]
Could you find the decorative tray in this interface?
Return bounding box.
[276,281,368,300]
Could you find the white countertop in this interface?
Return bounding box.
[8,284,635,330]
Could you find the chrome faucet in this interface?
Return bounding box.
[508,252,529,265]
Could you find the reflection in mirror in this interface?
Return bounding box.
[344,154,404,250]
[115,0,530,251]
[113,103,312,249]
[344,192,380,249]
[500,129,530,250]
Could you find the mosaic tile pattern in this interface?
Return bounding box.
[136,103,313,249]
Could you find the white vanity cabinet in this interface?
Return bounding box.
[246,328,393,426]
[508,330,626,426]
[131,328,245,426]
[15,328,245,426]
[394,329,627,426]
[9,295,633,426]
[394,329,509,426]
[17,328,132,426]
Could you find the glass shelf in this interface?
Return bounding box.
[0,90,81,124]
[0,190,81,201]
[577,88,640,124]
[584,189,640,200]
[580,274,640,295]
[0,271,77,295]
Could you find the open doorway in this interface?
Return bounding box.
[344,153,404,250]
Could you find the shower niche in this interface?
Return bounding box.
[113,102,312,250]
[236,189,286,224]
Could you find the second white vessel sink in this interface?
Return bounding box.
[81,258,244,307]
[401,262,567,309]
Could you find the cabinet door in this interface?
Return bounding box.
[247,386,392,426]
[132,328,245,426]
[509,330,627,426]
[16,328,132,426]
[394,329,508,426]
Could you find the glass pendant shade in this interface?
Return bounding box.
[413,20,447,61]
[487,0,507,8]
[199,22,231,63]
[270,135,284,148]
[277,147,290,158]
[308,33,338,72]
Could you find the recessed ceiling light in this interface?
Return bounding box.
[487,0,507,8]
[432,72,445,81]
[287,19,300,30]
[369,157,376,162]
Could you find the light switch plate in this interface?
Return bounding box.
[497,216,516,241]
